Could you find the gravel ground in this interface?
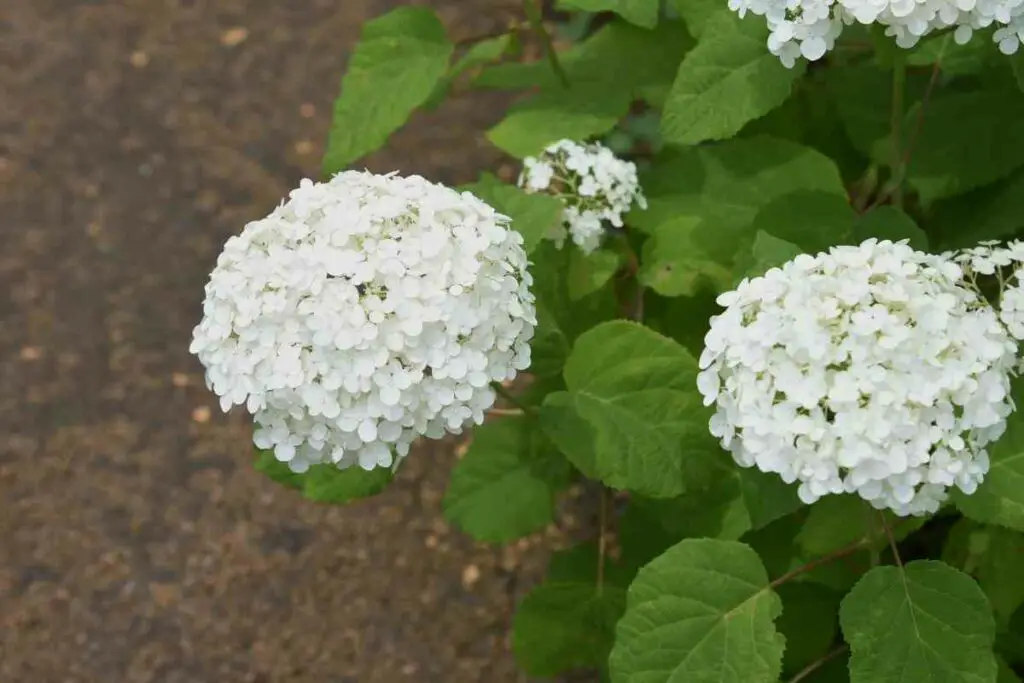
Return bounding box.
[1,1,590,681]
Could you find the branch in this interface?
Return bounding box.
[788,645,849,683]
[490,381,534,413]
[523,0,570,88]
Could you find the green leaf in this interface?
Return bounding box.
[254,449,394,503]
[999,657,1022,683]
[563,321,724,497]
[840,561,997,683]
[487,81,631,158]
[459,172,562,253]
[750,190,856,254]
[853,206,929,250]
[907,88,1024,204]
[775,582,842,676]
[513,581,627,676]
[738,230,804,280]
[909,33,995,77]
[668,0,725,38]
[556,0,659,28]
[929,169,1024,250]
[302,465,394,503]
[955,379,1024,532]
[1012,52,1024,91]
[796,494,924,559]
[609,539,785,683]
[661,11,804,145]
[443,416,571,543]
[944,519,1024,626]
[569,248,623,301]
[633,137,846,287]
[548,541,636,587]
[475,19,692,104]
[425,34,512,109]
[322,7,453,175]
[737,467,804,531]
[539,391,600,478]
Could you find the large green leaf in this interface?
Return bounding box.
[853,206,929,250]
[796,494,924,559]
[750,190,856,253]
[560,321,723,497]
[633,137,845,288]
[513,581,627,676]
[840,561,997,683]
[661,11,804,145]
[907,88,1024,204]
[955,380,1024,532]
[609,539,785,683]
[443,416,571,543]
[425,33,513,109]
[459,172,562,254]
[556,0,660,27]
[944,519,1024,627]
[254,449,394,503]
[929,169,1024,250]
[668,0,726,38]
[322,7,453,174]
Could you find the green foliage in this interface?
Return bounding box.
[556,0,660,28]
[459,172,562,253]
[322,7,453,175]
[661,11,804,145]
[443,416,572,543]
[609,539,785,683]
[254,449,393,503]
[840,561,997,683]
[944,519,1024,626]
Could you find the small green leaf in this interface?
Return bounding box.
[944,519,1024,626]
[661,11,804,145]
[548,542,636,587]
[609,539,785,683]
[487,82,631,158]
[443,416,571,543]
[425,34,512,109]
[254,449,394,503]
[797,494,923,558]
[737,230,803,280]
[930,170,1024,250]
[513,581,627,676]
[853,206,929,250]
[638,216,733,297]
[563,321,723,497]
[323,7,453,175]
[569,248,623,301]
[999,657,1022,683]
[302,465,394,503]
[840,561,998,683]
[556,0,659,28]
[459,172,562,253]
[737,467,804,531]
[955,379,1024,532]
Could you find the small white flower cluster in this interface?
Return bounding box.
[730,0,1024,68]
[697,239,1017,516]
[190,171,536,473]
[949,239,1024,342]
[518,140,647,255]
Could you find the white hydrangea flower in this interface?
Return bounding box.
[947,238,1024,343]
[731,0,1024,67]
[697,239,1016,516]
[518,139,646,255]
[190,171,536,473]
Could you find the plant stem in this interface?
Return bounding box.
[864,501,880,567]
[490,381,533,413]
[486,407,524,417]
[879,512,904,568]
[523,0,569,88]
[596,486,610,596]
[768,537,866,589]
[788,645,849,683]
[890,50,907,209]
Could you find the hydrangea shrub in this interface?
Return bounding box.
[192,2,1024,681]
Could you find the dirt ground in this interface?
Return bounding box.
[0,1,589,681]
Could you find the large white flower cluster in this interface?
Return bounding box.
[518,139,646,255]
[190,171,536,473]
[730,0,1024,68]
[697,239,1017,516]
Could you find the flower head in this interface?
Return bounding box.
[518,139,646,254]
[190,171,536,473]
[697,239,1016,516]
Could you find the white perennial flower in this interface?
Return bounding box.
[518,139,646,254]
[697,239,1017,516]
[949,238,1024,343]
[190,171,536,473]
[730,0,1024,67]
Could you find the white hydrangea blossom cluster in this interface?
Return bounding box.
[949,238,1024,342]
[518,139,647,255]
[190,171,536,473]
[729,0,1024,68]
[697,239,1017,516]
